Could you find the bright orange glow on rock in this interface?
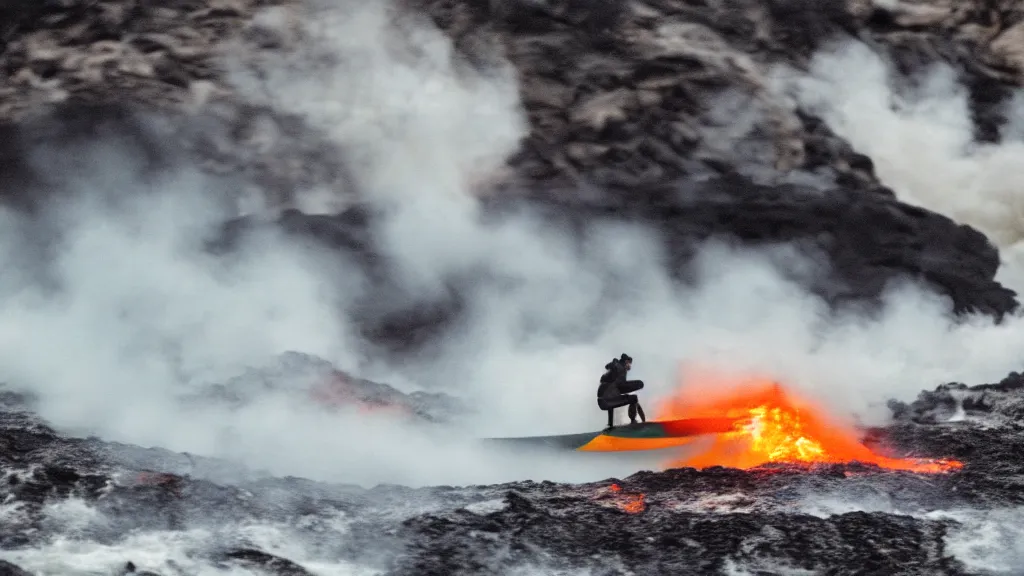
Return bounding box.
[654,367,962,474]
[595,483,645,514]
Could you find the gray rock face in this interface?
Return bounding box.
[195,351,468,423]
[889,371,1024,425]
[3,0,1017,340]
[412,0,1024,186]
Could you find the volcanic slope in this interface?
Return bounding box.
[1,0,1024,575]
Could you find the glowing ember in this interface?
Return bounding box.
[654,367,962,474]
[594,483,646,514]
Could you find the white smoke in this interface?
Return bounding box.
[771,39,1024,292]
[2,0,1024,493]
[0,155,363,444]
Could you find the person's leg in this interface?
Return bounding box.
[616,382,644,424]
[616,394,639,423]
[619,380,644,394]
[598,396,631,429]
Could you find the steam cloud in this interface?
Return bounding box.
[1,2,1024,490]
[772,40,1024,292]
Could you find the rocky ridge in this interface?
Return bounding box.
[0,368,1022,575]
[192,351,467,423]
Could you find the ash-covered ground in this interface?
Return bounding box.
[1,0,1024,574]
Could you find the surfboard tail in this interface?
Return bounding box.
[484,416,744,452]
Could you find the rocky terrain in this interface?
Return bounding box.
[0,369,1021,575]
[2,0,1023,331]
[1,0,1024,574]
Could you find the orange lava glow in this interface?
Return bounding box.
[595,483,645,514]
[655,368,962,474]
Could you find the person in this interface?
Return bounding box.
[596,353,646,429]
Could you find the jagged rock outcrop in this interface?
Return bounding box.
[889,370,1024,425]
[0,0,281,117]
[414,0,1024,186]
[390,477,968,575]
[3,0,1022,197]
[0,0,353,212]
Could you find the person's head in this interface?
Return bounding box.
[619,353,632,370]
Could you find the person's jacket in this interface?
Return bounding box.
[597,359,627,398]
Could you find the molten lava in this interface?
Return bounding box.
[655,368,962,474]
[593,483,645,514]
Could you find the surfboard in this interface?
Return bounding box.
[483,416,744,452]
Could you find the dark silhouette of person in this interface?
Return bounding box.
[596,353,646,429]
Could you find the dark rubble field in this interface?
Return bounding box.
[0,371,1022,575]
[1,0,1024,574]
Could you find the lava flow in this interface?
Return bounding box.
[654,368,962,474]
[592,483,646,514]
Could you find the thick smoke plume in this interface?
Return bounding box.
[772,39,1024,291]
[1,2,1024,491]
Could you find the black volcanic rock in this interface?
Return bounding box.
[390,491,967,576]
[225,173,1015,342]
[411,0,1023,190]
[0,560,33,576]
[0,0,1020,346]
[1,370,1023,574]
[0,401,1005,575]
[217,549,317,575]
[508,175,1014,317]
[890,371,1024,425]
